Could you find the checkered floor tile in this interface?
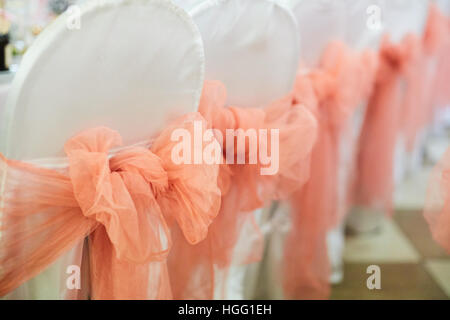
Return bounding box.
[331,163,450,300]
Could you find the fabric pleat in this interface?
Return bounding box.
[422,5,450,254]
[0,113,221,299]
[168,80,318,299]
[283,42,378,300]
[355,35,421,214]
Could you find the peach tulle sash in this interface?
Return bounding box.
[421,3,450,254]
[283,42,378,300]
[0,113,221,299]
[402,3,450,152]
[167,80,318,299]
[356,6,450,216]
[426,4,450,110]
[424,148,450,253]
[355,34,424,214]
[418,4,450,253]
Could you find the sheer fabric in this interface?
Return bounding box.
[355,34,422,214]
[424,148,450,253]
[168,80,318,299]
[402,3,450,153]
[283,42,378,299]
[356,4,450,214]
[0,113,221,299]
[426,4,450,110]
[422,6,450,254]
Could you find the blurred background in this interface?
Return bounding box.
[0,1,78,73]
[332,124,450,299]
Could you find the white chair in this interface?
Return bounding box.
[344,0,384,51]
[292,0,347,67]
[189,0,300,299]
[384,0,430,45]
[327,0,386,284]
[347,0,430,232]
[386,1,429,192]
[243,0,347,299]
[0,0,205,299]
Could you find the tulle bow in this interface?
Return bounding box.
[168,80,317,299]
[200,80,317,205]
[355,34,424,212]
[0,113,221,299]
[308,42,378,129]
[379,35,421,77]
[283,42,378,300]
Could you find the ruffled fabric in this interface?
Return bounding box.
[355,34,422,214]
[357,6,450,217]
[283,42,378,300]
[426,5,450,110]
[168,80,317,299]
[0,113,221,299]
[401,3,450,154]
[424,148,450,253]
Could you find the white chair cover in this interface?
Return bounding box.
[387,0,430,187]
[291,0,347,67]
[347,0,430,233]
[260,0,348,299]
[333,0,385,241]
[190,0,300,299]
[0,0,204,299]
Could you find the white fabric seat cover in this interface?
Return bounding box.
[190,0,300,299]
[0,0,204,299]
[191,0,299,109]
